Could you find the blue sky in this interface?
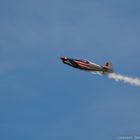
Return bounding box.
[0,0,140,139]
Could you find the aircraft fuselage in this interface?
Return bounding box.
[60,57,113,74]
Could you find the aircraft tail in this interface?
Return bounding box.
[104,61,113,69]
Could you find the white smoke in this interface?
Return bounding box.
[108,73,140,87]
[91,71,102,75]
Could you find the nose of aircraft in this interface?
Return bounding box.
[60,57,67,62]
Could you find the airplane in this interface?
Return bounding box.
[60,57,113,74]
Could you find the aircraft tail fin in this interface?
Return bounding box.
[104,61,113,69]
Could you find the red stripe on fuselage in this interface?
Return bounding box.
[77,63,91,69]
[75,61,90,66]
[75,61,102,71]
[75,61,92,69]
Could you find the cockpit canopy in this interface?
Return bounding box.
[80,59,90,64]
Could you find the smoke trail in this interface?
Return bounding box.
[108,73,140,87]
